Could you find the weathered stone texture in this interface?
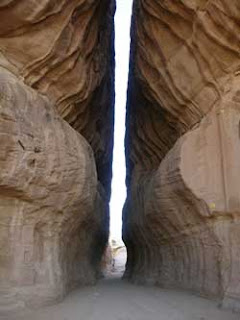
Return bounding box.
[0,68,106,310]
[0,0,115,196]
[124,0,240,312]
[0,0,114,312]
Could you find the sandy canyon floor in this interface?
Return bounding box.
[2,251,239,320]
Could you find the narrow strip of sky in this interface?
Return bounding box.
[110,0,133,242]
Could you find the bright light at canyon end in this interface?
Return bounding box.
[110,0,133,242]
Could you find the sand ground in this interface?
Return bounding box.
[2,250,239,320]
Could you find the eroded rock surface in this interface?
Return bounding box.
[124,0,240,312]
[0,0,115,196]
[0,0,115,312]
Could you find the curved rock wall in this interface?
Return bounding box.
[0,0,115,196]
[0,0,115,311]
[124,0,240,312]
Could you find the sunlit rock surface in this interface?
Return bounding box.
[0,0,115,312]
[0,0,115,196]
[124,0,240,312]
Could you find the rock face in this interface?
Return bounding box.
[124,0,240,312]
[0,0,115,311]
[0,0,115,197]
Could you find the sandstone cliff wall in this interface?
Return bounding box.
[0,0,115,311]
[124,0,240,312]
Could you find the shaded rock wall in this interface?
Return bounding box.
[0,0,115,197]
[124,0,240,312]
[0,0,115,311]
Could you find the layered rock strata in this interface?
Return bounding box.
[0,0,115,311]
[124,0,240,312]
[0,0,115,197]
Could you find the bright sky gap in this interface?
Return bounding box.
[110,0,133,242]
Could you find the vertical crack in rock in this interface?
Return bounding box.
[0,0,115,311]
[124,0,240,312]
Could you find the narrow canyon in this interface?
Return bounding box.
[0,0,240,318]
